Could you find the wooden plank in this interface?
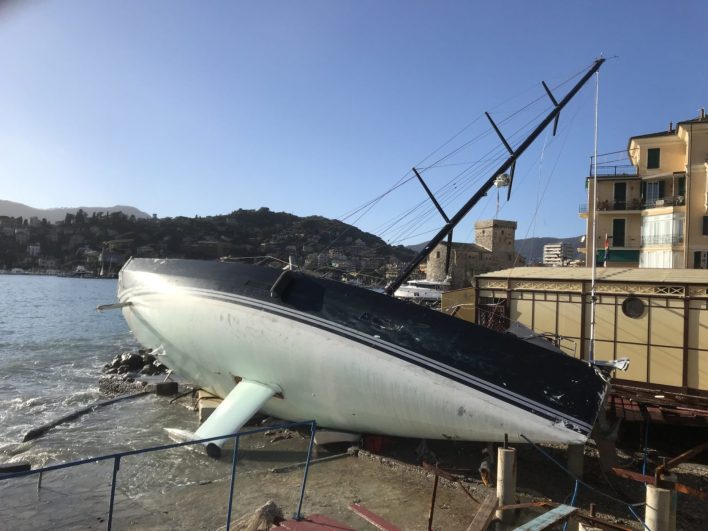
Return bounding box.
[348,503,401,531]
[466,493,498,531]
[513,504,577,530]
[278,514,355,530]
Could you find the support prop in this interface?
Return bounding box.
[193,380,280,458]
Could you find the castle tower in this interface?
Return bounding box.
[474,219,517,254]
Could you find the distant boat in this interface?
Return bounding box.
[114,59,608,458]
[393,278,449,306]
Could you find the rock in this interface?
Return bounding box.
[120,353,144,372]
[140,363,155,375]
[151,381,178,396]
[220,500,283,531]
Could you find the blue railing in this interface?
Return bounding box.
[0,420,317,531]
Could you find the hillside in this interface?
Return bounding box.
[0,199,150,224]
[0,206,414,280]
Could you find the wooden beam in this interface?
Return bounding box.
[513,504,577,530]
[466,493,498,531]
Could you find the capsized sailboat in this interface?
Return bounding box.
[116,59,608,457]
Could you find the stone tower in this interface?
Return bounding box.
[474,219,517,254]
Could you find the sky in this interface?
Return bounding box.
[1,1,706,244]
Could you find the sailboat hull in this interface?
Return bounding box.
[118,258,608,444]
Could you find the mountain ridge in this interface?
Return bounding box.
[0,199,151,223]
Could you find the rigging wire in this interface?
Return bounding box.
[323,60,600,258]
[336,61,593,223]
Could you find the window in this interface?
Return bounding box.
[703,217,708,236]
[647,148,660,169]
[644,181,665,206]
[613,182,627,209]
[641,213,684,245]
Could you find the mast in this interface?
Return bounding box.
[589,68,600,363]
[385,58,605,295]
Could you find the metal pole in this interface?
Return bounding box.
[106,456,121,531]
[225,435,241,531]
[589,68,600,362]
[294,420,317,520]
[385,58,605,295]
[427,474,439,531]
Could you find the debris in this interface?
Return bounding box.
[22,391,149,442]
[219,500,283,531]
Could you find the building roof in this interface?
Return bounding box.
[437,241,488,253]
[478,267,708,284]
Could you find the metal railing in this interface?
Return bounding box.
[643,195,686,208]
[590,164,637,176]
[579,195,686,213]
[579,199,642,213]
[640,234,684,246]
[0,420,317,531]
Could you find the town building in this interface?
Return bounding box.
[581,110,708,268]
[542,242,573,266]
[426,219,522,289]
[442,267,708,397]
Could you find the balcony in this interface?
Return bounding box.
[641,234,684,246]
[579,199,642,213]
[579,195,686,213]
[643,195,685,209]
[591,164,638,177]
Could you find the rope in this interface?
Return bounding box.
[520,434,650,530]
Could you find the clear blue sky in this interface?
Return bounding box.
[1,1,706,243]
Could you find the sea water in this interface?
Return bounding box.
[0,275,234,488]
[0,275,322,527]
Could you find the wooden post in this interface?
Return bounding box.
[567,444,584,479]
[495,447,517,525]
[646,484,671,531]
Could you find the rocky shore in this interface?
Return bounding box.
[98,348,181,395]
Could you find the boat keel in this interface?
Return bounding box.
[193,379,280,458]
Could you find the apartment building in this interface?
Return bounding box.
[542,242,573,266]
[581,110,708,268]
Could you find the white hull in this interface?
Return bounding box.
[120,282,589,444]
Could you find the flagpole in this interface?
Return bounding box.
[589,67,600,363]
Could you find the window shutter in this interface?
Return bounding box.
[658,180,665,199]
